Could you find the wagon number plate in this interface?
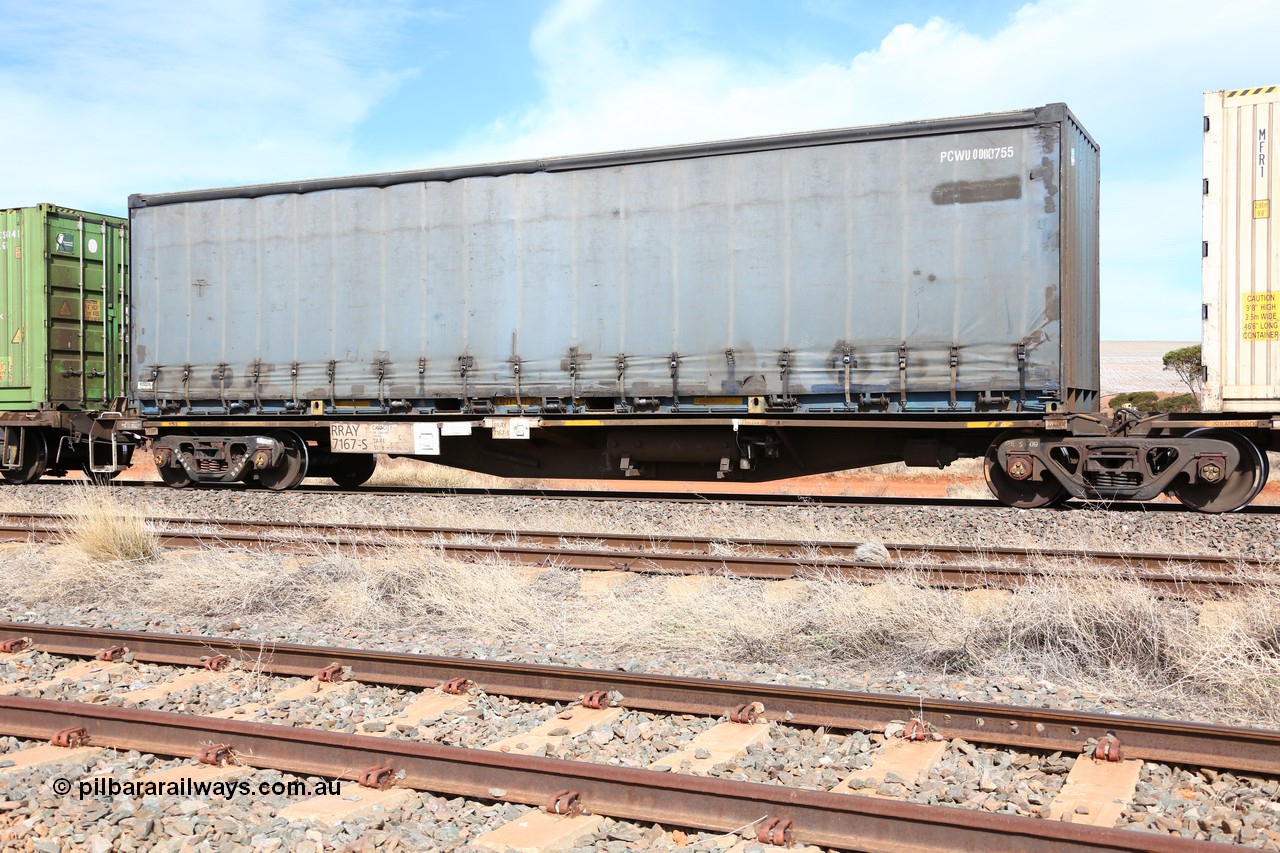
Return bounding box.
[329,422,439,455]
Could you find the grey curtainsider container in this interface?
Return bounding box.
[129,103,1098,417]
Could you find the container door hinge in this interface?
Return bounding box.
[898,344,908,407]
[510,357,523,414]
[778,349,793,404]
[842,347,854,410]
[252,360,262,413]
[669,353,680,412]
[1016,342,1028,409]
[615,354,629,412]
[375,358,389,411]
[214,364,228,411]
[458,355,474,412]
[949,345,959,409]
[567,347,580,404]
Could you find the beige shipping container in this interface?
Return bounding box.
[1202,85,1280,412]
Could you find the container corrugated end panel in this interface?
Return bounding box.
[1202,86,1280,414]
[0,205,129,411]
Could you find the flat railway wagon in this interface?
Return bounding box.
[0,204,134,483]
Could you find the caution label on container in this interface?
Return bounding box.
[1256,200,1270,219]
[1242,292,1280,340]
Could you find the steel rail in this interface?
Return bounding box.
[5,623,1279,775]
[141,514,1251,571]
[0,516,1256,595]
[0,697,1229,853]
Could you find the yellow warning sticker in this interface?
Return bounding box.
[1256,200,1271,219]
[1242,292,1280,340]
[10,328,22,345]
[84,299,102,322]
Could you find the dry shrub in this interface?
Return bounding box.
[1172,596,1280,711]
[801,568,1280,721]
[3,534,1279,722]
[59,483,160,564]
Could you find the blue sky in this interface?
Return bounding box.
[3,0,1278,339]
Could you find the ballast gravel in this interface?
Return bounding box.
[0,737,669,852]
[6,481,1280,558]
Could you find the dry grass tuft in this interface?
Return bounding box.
[59,483,161,564]
[3,534,1279,723]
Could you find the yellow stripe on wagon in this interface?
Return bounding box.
[965,420,1015,428]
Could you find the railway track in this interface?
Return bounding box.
[4,623,1274,851]
[0,511,1269,595]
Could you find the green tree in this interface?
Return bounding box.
[1109,391,1159,411]
[1162,345,1203,403]
[1149,393,1199,413]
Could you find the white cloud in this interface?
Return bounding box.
[418,0,1279,339]
[434,0,1279,161]
[0,1,414,212]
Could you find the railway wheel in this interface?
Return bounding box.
[157,461,194,488]
[1,428,48,485]
[1169,429,1267,513]
[257,430,309,491]
[330,454,376,488]
[984,430,1067,509]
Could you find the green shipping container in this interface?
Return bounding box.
[0,204,132,484]
[0,204,128,409]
